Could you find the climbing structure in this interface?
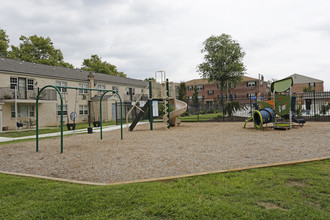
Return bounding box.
[128,70,187,131]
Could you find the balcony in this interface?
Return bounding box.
[0,87,57,102]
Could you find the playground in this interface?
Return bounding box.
[0,121,329,184]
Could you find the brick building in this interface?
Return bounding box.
[287,74,324,93]
[185,75,267,109]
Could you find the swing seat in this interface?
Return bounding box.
[66,123,76,130]
[93,121,101,127]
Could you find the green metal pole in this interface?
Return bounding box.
[100,94,103,140]
[166,79,170,129]
[36,96,39,152]
[100,90,123,140]
[149,80,153,130]
[36,85,63,153]
[119,94,123,139]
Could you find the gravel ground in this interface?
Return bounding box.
[0,122,329,184]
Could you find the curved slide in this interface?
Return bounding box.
[168,99,187,126]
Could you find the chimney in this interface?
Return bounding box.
[88,72,96,98]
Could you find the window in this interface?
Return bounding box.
[230,94,236,101]
[27,79,34,90]
[56,81,67,92]
[10,77,18,89]
[247,81,256,88]
[79,105,88,115]
[29,105,35,117]
[11,105,35,118]
[189,96,192,100]
[188,86,193,91]
[247,93,257,98]
[57,105,67,116]
[309,82,315,88]
[126,88,135,95]
[112,86,119,93]
[196,85,204,91]
[97,84,106,95]
[208,90,214,95]
[79,83,88,94]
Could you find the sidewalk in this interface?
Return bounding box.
[0,122,148,143]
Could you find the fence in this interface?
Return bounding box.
[0,87,57,101]
[187,91,330,121]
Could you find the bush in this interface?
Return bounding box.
[224,101,240,116]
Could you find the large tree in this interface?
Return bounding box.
[197,34,246,111]
[0,29,10,58]
[9,35,73,68]
[82,54,126,77]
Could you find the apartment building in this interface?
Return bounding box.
[0,58,148,131]
[185,75,267,108]
[287,73,324,93]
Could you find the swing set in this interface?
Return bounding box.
[35,85,123,153]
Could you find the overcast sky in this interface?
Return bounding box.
[1,0,329,89]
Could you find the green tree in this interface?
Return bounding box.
[192,86,199,110]
[303,86,315,92]
[82,54,126,77]
[0,29,10,58]
[178,82,187,102]
[9,35,73,68]
[197,34,246,111]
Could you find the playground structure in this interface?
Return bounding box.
[127,70,187,131]
[35,85,123,153]
[244,77,306,130]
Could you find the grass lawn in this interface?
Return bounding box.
[0,121,116,138]
[179,113,223,122]
[0,159,328,219]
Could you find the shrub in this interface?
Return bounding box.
[224,101,240,116]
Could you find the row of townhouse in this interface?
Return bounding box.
[0,58,148,131]
[185,74,324,109]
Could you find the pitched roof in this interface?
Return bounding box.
[0,58,147,87]
[287,73,323,84]
[185,75,258,85]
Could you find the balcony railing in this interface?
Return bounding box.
[0,87,57,101]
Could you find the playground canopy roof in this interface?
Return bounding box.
[271,77,293,93]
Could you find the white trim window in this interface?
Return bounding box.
[79,105,88,115]
[12,105,35,118]
[196,85,204,91]
[79,83,88,94]
[112,86,119,93]
[10,77,18,89]
[56,81,67,93]
[97,84,106,95]
[247,93,257,98]
[126,88,135,95]
[57,105,68,116]
[247,81,256,88]
[208,90,214,95]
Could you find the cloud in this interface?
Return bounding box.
[1,0,330,89]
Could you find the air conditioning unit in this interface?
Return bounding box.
[82,95,86,100]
